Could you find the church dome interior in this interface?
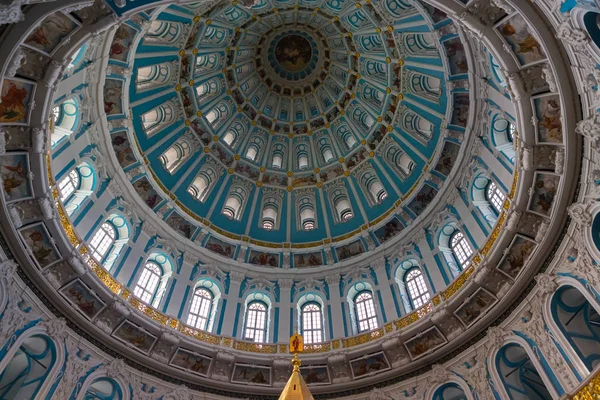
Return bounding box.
[0,0,598,398]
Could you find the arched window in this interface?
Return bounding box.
[244,301,268,343]
[84,377,123,400]
[58,168,80,201]
[189,175,209,201]
[89,222,116,262]
[58,162,96,216]
[495,343,553,399]
[246,144,258,161]
[432,383,467,400]
[357,167,388,206]
[186,288,213,331]
[146,21,182,45]
[551,285,600,372]
[405,269,430,309]
[133,261,162,304]
[136,62,173,91]
[383,142,415,179]
[451,231,473,267]
[160,138,192,174]
[141,101,177,137]
[0,335,56,399]
[300,206,315,230]
[302,303,324,344]
[490,114,516,162]
[354,291,378,333]
[486,181,505,213]
[272,154,283,169]
[322,147,334,162]
[51,98,79,146]
[223,196,241,219]
[261,206,277,230]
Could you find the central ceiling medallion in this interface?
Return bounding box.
[274,34,312,72]
[268,30,319,81]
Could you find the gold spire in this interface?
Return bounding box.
[278,354,314,400]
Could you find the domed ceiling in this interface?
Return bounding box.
[118,0,460,267]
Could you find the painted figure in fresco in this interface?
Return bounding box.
[275,35,312,72]
[304,368,323,384]
[503,241,535,277]
[0,83,28,122]
[534,178,557,213]
[27,229,53,262]
[538,98,562,141]
[67,286,98,316]
[2,161,26,194]
[501,23,542,56]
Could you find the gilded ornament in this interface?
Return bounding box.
[287,186,293,192]
[197,111,203,117]
[204,147,210,153]
[287,171,293,177]
[228,168,235,174]
[234,154,241,160]
[260,166,266,172]
[175,84,181,91]
[256,181,262,187]
[188,80,194,86]
[192,49,198,55]
[316,182,323,188]
[193,16,200,22]
[178,50,185,56]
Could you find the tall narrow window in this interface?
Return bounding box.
[354,291,378,332]
[487,182,505,213]
[405,269,430,309]
[133,262,162,304]
[244,301,268,343]
[302,303,323,344]
[272,154,283,169]
[187,288,213,331]
[246,145,258,161]
[300,207,315,230]
[322,147,334,162]
[160,138,191,173]
[58,169,80,201]
[451,231,473,267]
[188,175,209,201]
[223,196,242,219]
[262,206,277,230]
[369,180,387,203]
[89,222,116,262]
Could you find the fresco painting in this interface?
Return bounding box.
[407,184,438,216]
[404,327,447,359]
[104,79,124,115]
[350,352,390,378]
[132,177,160,209]
[301,365,330,385]
[528,173,559,216]
[443,37,468,75]
[294,251,323,268]
[534,95,562,144]
[336,240,365,261]
[165,212,197,239]
[498,14,546,65]
[60,279,105,320]
[0,79,35,124]
[497,235,537,279]
[24,12,79,54]
[205,236,235,258]
[113,320,157,354]
[0,152,33,201]
[111,132,137,168]
[19,223,61,268]
[110,23,138,62]
[248,250,279,267]
[450,93,469,127]
[231,364,271,386]
[373,218,404,243]
[434,141,460,176]
[454,288,497,327]
[170,348,211,376]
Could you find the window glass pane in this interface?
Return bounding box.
[302,303,323,344]
[355,292,378,332]
[133,262,162,304]
[244,302,267,343]
[186,288,213,330]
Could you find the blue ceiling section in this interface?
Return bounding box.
[111,0,469,265]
